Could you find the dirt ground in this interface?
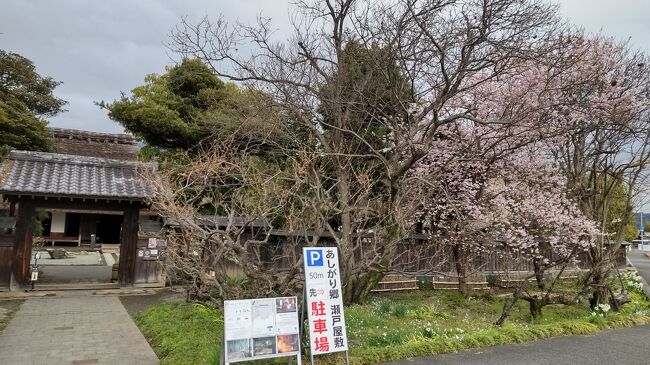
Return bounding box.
[120,287,186,316]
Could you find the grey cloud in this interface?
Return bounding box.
[0,0,647,134]
[0,0,292,133]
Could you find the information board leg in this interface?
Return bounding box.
[220,336,226,365]
[345,350,350,365]
[300,286,307,352]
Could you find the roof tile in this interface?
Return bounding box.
[0,151,156,200]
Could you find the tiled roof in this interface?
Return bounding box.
[163,215,271,228]
[0,150,156,200]
[47,127,139,161]
[47,127,136,144]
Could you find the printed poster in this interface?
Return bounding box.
[223,297,300,363]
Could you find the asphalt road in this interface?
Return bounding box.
[383,249,650,365]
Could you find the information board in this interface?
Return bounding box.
[223,297,300,364]
[303,247,349,355]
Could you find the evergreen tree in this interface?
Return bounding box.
[0,50,66,154]
[102,58,295,153]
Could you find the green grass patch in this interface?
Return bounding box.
[134,289,650,365]
[135,302,223,365]
[0,300,23,334]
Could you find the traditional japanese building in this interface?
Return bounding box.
[0,128,163,291]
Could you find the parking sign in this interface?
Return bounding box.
[302,247,349,356]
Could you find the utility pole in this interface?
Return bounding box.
[640,212,645,251]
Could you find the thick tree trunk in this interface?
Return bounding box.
[342,223,399,304]
[588,266,610,309]
[344,268,385,305]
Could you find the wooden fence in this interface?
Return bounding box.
[251,233,625,276]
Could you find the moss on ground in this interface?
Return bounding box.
[0,300,24,334]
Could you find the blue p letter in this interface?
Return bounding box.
[306,250,323,266]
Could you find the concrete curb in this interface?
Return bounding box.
[0,287,159,300]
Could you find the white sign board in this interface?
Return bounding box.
[148,237,158,248]
[223,297,301,364]
[303,247,349,355]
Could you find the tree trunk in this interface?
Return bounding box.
[533,258,545,290]
[342,223,398,304]
[528,298,544,318]
[453,244,470,296]
[495,287,523,326]
[588,269,609,309]
[343,269,385,305]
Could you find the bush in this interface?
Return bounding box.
[378,300,391,314]
[621,271,645,295]
[393,304,407,318]
[486,274,498,287]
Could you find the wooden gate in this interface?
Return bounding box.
[134,237,165,286]
[0,234,14,289]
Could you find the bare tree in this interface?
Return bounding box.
[147,137,308,302]
[167,0,564,303]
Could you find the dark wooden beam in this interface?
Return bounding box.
[4,195,145,211]
[13,199,35,285]
[119,205,140,286]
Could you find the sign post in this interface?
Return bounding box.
[302,247,349,365]
[29,251,41,290]
[222,297,301,365]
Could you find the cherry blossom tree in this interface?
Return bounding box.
[430,31,650,309]
[409,122,597,306]
[545,36,650,309]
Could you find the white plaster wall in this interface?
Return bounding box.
[51,211,66,233]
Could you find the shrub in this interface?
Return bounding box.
[486,274,498,287]
[621,271,645,294]
[393,304,407,318]
[378,300,391,314]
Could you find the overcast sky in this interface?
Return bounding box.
[1,0,648,133]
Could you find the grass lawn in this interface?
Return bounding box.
[134,288,650,365]
[0,300,24,334]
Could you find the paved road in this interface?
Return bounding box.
[0,296,159,364]
[383,324,650,365]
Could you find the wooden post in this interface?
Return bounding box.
[13,199,35,286]
[119,205,140,286]
[9,202,16,217]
